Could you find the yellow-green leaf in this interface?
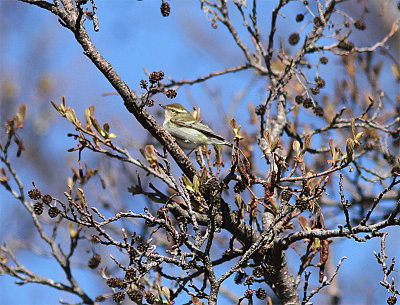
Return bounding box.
[60,96,66,113]
[301,134,311,156]
[66,177,74,189]
[145,145,156,157]
[51,100,66,115]
[65,108,75,124]
[313,237,321,249]
[345,138,355,163]
[392,64,400,82]
[84,108,92,126]
[91,117,102,134]
[50,100,59,111]
[193,175,200,194]
[18,104,26,121]
[99,130,107,138]
[157,284,163,300]
[230,118,237,129]
[182,175,194,192]
[161,286,171,302]
[293,140,301,156]
[88,105,95,116]
[69,223,79,238]
[103,122,110,133]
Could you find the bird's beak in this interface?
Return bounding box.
[160,104,166,109]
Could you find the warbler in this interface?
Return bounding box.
[160,103,232,150]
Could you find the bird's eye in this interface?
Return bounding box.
[170,109,176,113]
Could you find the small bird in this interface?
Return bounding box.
[160,103,232,150]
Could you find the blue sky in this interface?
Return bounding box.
[1,1,400,304]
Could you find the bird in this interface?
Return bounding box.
[160,103,232,150]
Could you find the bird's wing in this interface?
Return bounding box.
[170,118,226,141]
